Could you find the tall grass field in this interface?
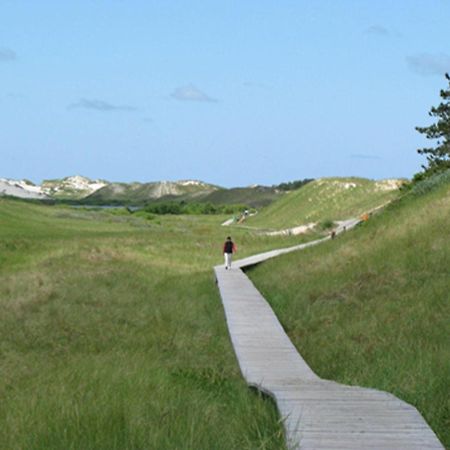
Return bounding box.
[0,200,318,449]
[247,173,450,446]
[1,172,448,448]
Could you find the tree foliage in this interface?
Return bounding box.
[415,73,450,179]
[273,178,313,191]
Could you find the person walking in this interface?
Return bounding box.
[223,236,237,270]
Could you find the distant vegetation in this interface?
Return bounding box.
[272,178,313,191]
[1,176,315,209]
[247,171,450,446]
[141,201,249,215]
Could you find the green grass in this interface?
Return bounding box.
[247,176,450,446]
[0,198,320,449]
[247,177,402,229]
[200,186,282,208]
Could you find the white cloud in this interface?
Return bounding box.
[68,98,138,112]
[0,47,17,62]
[364,25,390,37]
[406,53,450,76]
[171,84,217,102]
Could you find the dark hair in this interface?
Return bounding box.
[226,236,231,240]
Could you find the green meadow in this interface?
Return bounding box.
[247,173,450,446]
[0,198,319,450]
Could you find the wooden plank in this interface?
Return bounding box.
[214,224,444,449]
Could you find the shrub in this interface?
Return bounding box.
[409,169,450,196]
[142,201,248,215]
[319,219,335,230]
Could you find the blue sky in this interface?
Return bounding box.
[1,1,450,187]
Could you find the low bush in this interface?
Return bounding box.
[143,201,248,215]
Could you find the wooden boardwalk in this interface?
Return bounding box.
[214,223,443,449]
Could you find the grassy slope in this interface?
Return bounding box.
[84,182,218,205]
[153,186,283,210]
[247,176,450,446]
[0,199,319,449]
[248,177,401,229]
[200,186,283,208]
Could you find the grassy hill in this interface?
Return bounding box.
[0,198,318,449]
[1,176,299,208]
[199,185,283,208]
[84,180,219,205]
[248,177,403,229]
[85,183,283,208]
[247,171,450,446]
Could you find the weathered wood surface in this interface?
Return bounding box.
[214,221,443,449]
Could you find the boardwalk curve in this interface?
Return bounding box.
[214,221,443,449]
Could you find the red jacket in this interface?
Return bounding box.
[223,241,237,253]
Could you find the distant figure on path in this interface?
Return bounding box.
[223,236,237,270]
